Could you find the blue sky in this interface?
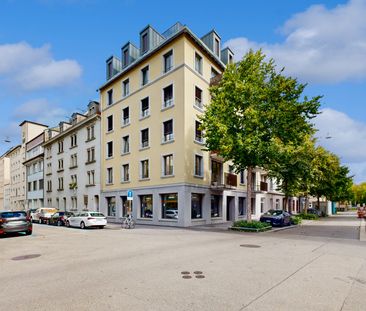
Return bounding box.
[1,0,365,182]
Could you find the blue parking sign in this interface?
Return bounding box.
[127,190,133,200]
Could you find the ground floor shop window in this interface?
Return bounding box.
[238,197,246,216]
[107,197,116,217]
[140,195,153,218]
[191,193,202,219]
[161,193,178,219]
[211,195,222,217]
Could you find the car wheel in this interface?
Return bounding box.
[99,226,104,229]
[80,221,86,229]
[39,219,42,224]
[26,230,32,235]
[66,221,70,227]
[46,219,50,225]
[57,220,62,226]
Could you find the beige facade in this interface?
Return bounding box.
[99,23,283,226]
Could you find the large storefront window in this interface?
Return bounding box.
[191,193,202,219]
[238,197,246,216]
[107,197,116,217]
[140,195,153,218]
[161,193,178,219]
[211,195,222,218]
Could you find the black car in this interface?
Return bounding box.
[48,211,74,226]
[260,210,291,226]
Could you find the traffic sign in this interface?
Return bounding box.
[127,190,133,201]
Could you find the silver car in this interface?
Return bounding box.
[0,210,33,236]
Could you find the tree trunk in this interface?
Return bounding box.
[304,194,309,214]
[317,195,320,211]
[246,166,253,221]
[283,196,288,212]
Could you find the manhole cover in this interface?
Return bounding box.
[182,275,192,279]
[195,275,205,279]
[240,244,261,248]
[11,254,41,261]
[181,271,190,275]
[193,271,203,275]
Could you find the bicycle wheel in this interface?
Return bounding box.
[130,220,136,229]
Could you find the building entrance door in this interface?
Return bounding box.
[226,196,235,221]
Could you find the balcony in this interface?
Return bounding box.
[254,182,268,192]
[211,172,237,189]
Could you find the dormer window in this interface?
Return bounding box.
[141,33,148,54]
[215,38,220,56]
[122,49,129,68]
[107,61,113,79]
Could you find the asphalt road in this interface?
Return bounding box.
[1,215,365,311]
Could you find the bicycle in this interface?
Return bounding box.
[121,215,136,229]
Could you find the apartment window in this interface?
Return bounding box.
[107,89,113,106]
[191,193,202,219]
[28,182,31,192]
[107,115,113,132]
[163,84,173,108]
[107,197,116,216]
[229,54,233,64]
[163,119,173,142]
[106,167,113,184]
[141,97,149,118]
[163,50,173,73]
[163,154,173,176]
[122,107,130,126]
[122,79,130,97]
[87,170,95,185]
[228,165,234,174]
[194,155,203,177]
[87,147,95,163]
[240,170,245,184]
[195,86,203,108]
[239,197,246,216]
[161,193,178,219]
[261,197,265,213]
[195,53,202,74]
[141,128,149,148]
[122,164,130,182]
[195,121,203,142]
[70,174,77,185]
[87,125,95,141]
[70,154,78,168]
[140,195,153,218]
[123,49,129,68]
[140,159,149,179]
[70,133,77,148]
[47,180,52,192]
[211,195,222,217]
[58,159,64,171]
[141,66,149,86]
[58,140,64,153]
[107,61,113,79]
[215,38,220,56]
[107,141,113,158]
[211,67,219,79]
[141,33,148,54]
[39,179,44,190]
[122,135,130,154]
[58,177,64,191]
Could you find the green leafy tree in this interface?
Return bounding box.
[201,50,321,220]
[352,182,366,205]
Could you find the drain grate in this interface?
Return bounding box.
[240,244,261,248]
[11,254,41,261]
[181,271,206,279]
[193,271,203,275]
[195,275,205,279]
[182,275,192,279]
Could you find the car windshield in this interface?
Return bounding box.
[1,211,26,218]
[90,213,105,217]
[266,210,283,216]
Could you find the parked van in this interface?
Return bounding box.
[32,208,58,224]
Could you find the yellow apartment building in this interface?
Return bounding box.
[99,23,284,227]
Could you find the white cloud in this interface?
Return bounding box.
[13,99,67,125]
[314,108,366,182]
[0,42,82,90]
[224,0,366,84]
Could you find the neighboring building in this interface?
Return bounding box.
[43,101,101,212]
[0,149,11,209]
[99,22,284,227]
[24,132,46,210]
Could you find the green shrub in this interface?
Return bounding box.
[233,220,271,229]
[299,213,319,220]
[291,216,302,225]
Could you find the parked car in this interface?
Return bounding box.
[66,212,107,229]
[33,208,58,224]
[28,208,38,221]
[307,208,322,217]
[260,210,291,226]
[357,207,366,218]
[165,209,178,219]
[48,211,74,226]
[0,210,32,236]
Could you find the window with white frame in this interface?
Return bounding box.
[58,159,64,171]
[107,141,113,158]
[195,86,203,108]
[58,177,64,190]
[106,167,113,184]
[107,115,113,132]
[141,97,149,118]
[70,154,78,168]
[141,33,148,54]
[163,50,173,73]
[122,79,130,97]
[122,164,129,182]
[87,125,95,141]
[87,147,95,163]
[70,133,77,148]
[140,159,149,179]
[122,135,130,154]
[195,52,202,74]
[195,121,203,142]
[163,119,173,142]
[107,89,113,106]
[211,67,219,79]
[87,170,95,185]
[163,154,173,176]
[215,38,220,56]
[141,66,149,86]
[141,129,149,148]
[163,84,173,108]
[194,154,203,177]
[122,107,130,126]
[58,140,64,153]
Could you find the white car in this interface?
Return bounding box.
[165,209,178,219]
[66,212,107,229]
[32,207,58,224]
